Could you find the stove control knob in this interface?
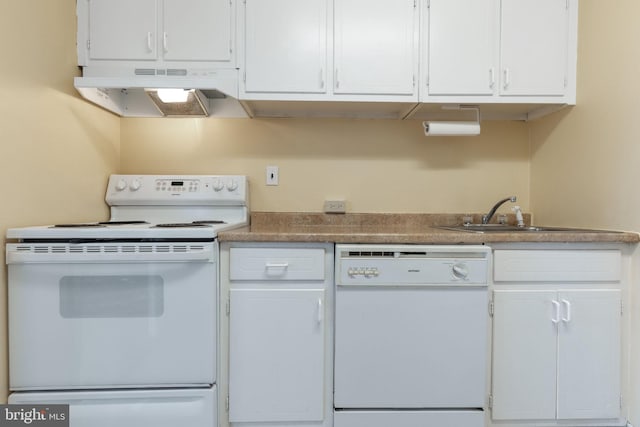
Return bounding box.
[212,179,224,192]
[226,179,238,191]
[129,179,142,192]
[115,179,127,191]
[452,263,469,280]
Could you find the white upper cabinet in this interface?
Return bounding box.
[333,0,418,96]
[79,0,234,67]
[500,0,569,96]
[88,0,158,61]
[243,0,328,94]
[163,0,232,62]
[240,0,419,101]
[421,0,575,104]
[426,0,497,96]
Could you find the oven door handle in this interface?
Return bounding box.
[6,250,215,264]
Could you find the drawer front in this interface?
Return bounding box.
[230,248,325,281]
[494,250,621,282]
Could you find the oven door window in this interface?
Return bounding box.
[60,275,164,318]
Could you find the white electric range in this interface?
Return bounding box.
[6,174,249,427]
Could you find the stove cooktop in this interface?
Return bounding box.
[7,174,249,242]
[9,219,237,242]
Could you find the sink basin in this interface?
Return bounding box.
[436,224,621,233]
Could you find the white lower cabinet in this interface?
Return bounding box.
[491,247,626,425]
[222,243,334,427]
[229,288,325,422]
[492,289,621,420]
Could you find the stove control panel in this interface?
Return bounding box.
[106,175,248,206]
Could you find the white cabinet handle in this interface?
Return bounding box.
[319,68,325,89]
[146,32,153,52]
[317,298,323,324]
[163,32,168,53]
[551,300,560,324]
[503,68,510,90]
[335,69,340,89]
[489,68,495,88]
[264,262,289,276]
[561,299,572,322]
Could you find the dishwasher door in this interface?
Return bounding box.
[333,245,489,409]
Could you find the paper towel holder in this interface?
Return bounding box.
[422,105,481,136]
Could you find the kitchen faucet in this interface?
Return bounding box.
[482,196,517,224]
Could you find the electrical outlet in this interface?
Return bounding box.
[324,200,346,214]
[266,166,279,186]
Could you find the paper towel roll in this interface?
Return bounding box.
[423,121,481,136]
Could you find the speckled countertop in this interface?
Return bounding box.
[218,212,640,244]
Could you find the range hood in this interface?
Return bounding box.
[74,69,248,118]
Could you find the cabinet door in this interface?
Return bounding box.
[500,0,568,96]
[427,0,497,96]
[492,290,558,420]
[334,0,417,95]
[163,0,232,62]
[557,290,621,419]
[244,0,327,93]
[88,0,158,61]
[229,288,325,423]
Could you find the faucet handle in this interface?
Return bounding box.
[512,206,525,227]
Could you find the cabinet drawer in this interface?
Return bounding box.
[230,248,325,281]
[494,250,621,282]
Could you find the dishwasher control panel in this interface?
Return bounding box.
[336,244,490,286]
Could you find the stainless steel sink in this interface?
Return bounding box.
[436,224,621,233]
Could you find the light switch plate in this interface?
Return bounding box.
[266,166,279,186]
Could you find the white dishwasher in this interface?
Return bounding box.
[334,244,490,427]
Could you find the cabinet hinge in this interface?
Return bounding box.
[489,300,494,317]
[488,394,493,409]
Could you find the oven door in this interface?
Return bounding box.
[7,242,217,390]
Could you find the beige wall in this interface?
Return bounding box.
[121,118,530,213]
[530,0,640,231]
[530,0,640,423]
[0,0,120,402]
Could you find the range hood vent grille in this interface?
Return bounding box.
[166,69,188,76]
[134,69,156,76]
